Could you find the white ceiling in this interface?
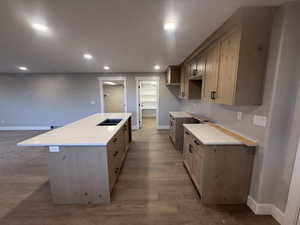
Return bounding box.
[0,0,290,73]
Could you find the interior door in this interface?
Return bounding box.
[297,212,300,225]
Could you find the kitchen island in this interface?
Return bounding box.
[18,113,132,204]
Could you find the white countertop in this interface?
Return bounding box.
[183,124,243,145]
[18,113,132,147]
[169,112,193,118]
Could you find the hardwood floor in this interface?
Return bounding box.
[0,118,278,225]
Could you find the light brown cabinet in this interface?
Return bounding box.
[176,7,275,105]
[183,127,255,204]
[179,62,203,100]
[202,43,220,102]
[166,65,181,85]
[107,121,131,191]
[47,117,132,204]
[169,114,197,152]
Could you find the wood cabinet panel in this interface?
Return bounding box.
[202,43,220,102]
[216,31,241,105]
[166,66,180,85]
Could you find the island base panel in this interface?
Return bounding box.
[48,146,110,204]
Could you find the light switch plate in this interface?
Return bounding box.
[237,112,242,121]
[49,146,60,153]
[253,115,267,127]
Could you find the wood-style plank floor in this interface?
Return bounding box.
[0,118,278,225]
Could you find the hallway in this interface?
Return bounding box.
[0,121,278,225]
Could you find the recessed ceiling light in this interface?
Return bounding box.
[104,81,116,85]
[164,22,176,31]
[32,23,49,31]
[18,66,28,71]
[104,66,110,70]
[154,65,161,70]
[83,54,93,60]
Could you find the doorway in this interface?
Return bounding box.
[285,137,300,225]
[98,77,127,113]
[135,77,159,129]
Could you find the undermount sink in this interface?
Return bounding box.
[97,119,122,126]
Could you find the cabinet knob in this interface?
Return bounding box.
[113,138,118,143]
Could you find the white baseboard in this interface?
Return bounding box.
[0,126,51,131]
[247,196,284,224]
[157,125,170,130]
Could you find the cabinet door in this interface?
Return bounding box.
[124,122,129,152]
[166,67,171,84]
[216,31,241,105]
[183,131,193,171]
[197,53,207,77]
[180,65,186,98]
[203,43,220,102]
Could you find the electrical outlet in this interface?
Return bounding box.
[237,112,242,121]
[253,115,267,127]
[90,100,96,105]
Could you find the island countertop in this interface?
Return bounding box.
[18,113,132,147]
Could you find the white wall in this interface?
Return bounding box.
[0,73,181,129]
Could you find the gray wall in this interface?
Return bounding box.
[0,73,181,128]
[181,2,300,212]
[103,84,124,113]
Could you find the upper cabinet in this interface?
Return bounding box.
[202,43,220,102]
[170,7,275,105]
[166,65,180,85]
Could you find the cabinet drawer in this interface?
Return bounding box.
[107,129,124,163]
[191,135,206,156]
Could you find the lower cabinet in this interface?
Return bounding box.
[107,121,130,191]
[169,115,198,152]
[47,118,132,204]
[183,127,254,204]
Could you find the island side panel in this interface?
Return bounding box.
[47,146,110,204]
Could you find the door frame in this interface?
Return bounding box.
[285,137,300,225]
[135,76,160,129]
[98,76,127,113]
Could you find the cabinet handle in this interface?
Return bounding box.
[189,145,193,153]
[194,140,200,146]
[114,168,119,174]
[185,131,190,135]
[113,138,118,143]
[113,151,119,157]
[211,91,217,100]
[193,69,198,76]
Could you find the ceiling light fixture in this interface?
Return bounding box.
[154,65,161,70]
[104,66,110,70]
[104,81,116,85]
[83,54,93,60]
[164,22,176,31]
[18,66,28,71]
[32,23,49,31]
